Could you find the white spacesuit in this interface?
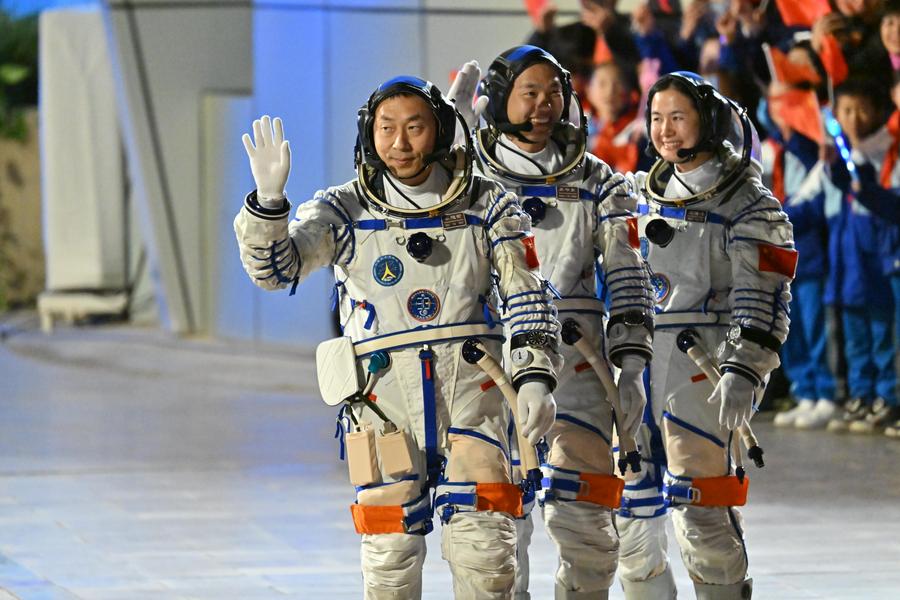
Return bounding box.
[618,72,795,600]
[233,77,562,599]
[449,46,655,600]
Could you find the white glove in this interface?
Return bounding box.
[707,371,756,430]
[624,171,648,199]
[516,380,557,445]
[242,115,291,203]
[598,172,639,211]
[447,60,490,130]
[617,355,647,439]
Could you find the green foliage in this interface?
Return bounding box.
[0,10,38,141]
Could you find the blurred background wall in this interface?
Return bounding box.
[23,0,637,345]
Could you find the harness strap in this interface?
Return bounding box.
[539,464,624,508]
[354,213,484,231]
[434,482,524,523]
[663,472,749,507]
[519,184,599,202]
[637,203,730,225]
[350,491,433,534]
[353,322,501,357]
[419,348,442,487]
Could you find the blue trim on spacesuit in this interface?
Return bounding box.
[555,413,611,447]
[354,214,484,231]
[518,184,599,202]
[662,411,724,448]
[448,427,510,461]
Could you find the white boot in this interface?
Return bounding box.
[773,399,815,427]
[621,564,677,599]
[694,578,752,599]
[794,399,837,430]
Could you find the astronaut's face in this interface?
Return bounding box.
[505,62,565,151]
[835,93,878,147]
[373,94,437,186]
[649,87,710,172]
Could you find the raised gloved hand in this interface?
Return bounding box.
[447,60,490,130]
[598,172,639,211]
[617,355,647,439]
[707,371,756,430]
[517,380,557,445]
[242,115,291,202]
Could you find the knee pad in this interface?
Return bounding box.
[360,532,426,597]
[352,479,433,534]
[441,511,517,595]
[617,513,670,583]
[543,501,618,593]
[673,505,748,585]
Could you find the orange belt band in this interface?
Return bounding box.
[691,475,749,507]
[576,472,625,508]
[475,482,524,517]
[350,503,406,534]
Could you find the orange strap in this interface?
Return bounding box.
[476,482,524,517]
[350,503,405,535]
[691,475,749,507]
[576,472,625,508]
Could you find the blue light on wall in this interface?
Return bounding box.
[3,0,98,17]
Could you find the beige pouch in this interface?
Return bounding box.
[376,424,414,479]
[346,423,381,486]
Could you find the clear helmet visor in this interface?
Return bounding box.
[474,92,588,185]
[646,100,761,206]
[357,107,475,217]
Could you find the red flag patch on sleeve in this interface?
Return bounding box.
[757,244,798,278]
[627,216,640,249]
[521,235,540,269]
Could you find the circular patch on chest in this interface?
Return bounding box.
[407,289,441,322]
[650,273,671,303]
[373,255,404,286]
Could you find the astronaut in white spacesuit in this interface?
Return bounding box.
[448,46,655,600]
[234,77,562,599]
[617,72,796,600]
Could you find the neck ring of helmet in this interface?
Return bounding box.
[475,120,587,185]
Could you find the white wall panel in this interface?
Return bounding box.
[103,0,251,333]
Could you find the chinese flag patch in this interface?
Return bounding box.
[521,235,540,269]
[627,216,640,249]
[758,244,798,278]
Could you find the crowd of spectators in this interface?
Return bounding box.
[521,0,900,438]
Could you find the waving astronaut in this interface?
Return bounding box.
[449,46,655,600]
[617,72,796,600]
[233,77,563,599]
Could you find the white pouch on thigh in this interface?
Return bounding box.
[315,336,359,406]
